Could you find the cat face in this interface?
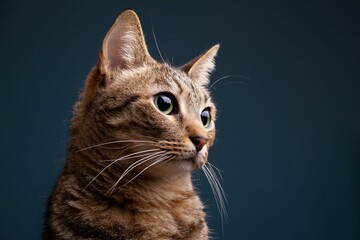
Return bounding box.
[97,65,216,173]
[73,10,219,180]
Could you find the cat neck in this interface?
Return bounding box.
[54,154,206,239]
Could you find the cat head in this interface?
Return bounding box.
[73,10,219,179]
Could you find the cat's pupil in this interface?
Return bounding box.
[155,94,174,115]
[201,109,211,127]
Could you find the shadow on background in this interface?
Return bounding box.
[1,0,359,239]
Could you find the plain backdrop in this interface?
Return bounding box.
[1,0,359,239]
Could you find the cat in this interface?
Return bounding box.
[45,9,225,240]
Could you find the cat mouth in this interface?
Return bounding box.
[177,152,207,169]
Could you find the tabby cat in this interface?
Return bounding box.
[45,9,225,240]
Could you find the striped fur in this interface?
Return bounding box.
[45,10,219,239]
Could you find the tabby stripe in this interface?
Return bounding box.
[105,95,140,113]
[173,78,184,94]
[63,217,125,240]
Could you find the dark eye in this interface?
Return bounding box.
[154,93,176,115]
[201,108,211,127]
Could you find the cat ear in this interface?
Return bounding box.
[181,44,220,85]
[99,10,151,75]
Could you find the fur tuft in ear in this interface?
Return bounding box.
[181,44,220,85]
[99,10,151,75]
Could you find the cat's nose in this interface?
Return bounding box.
[190,135,208,152]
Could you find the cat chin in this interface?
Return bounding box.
[171,152,208,172]
[146,155,207,178]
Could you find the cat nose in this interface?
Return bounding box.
[190,135,208,152]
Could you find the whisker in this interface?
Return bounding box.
[107,151,166,194]
[83,149,161,191]
[94,148,159,163]
[202,163,228,228]
[206,164,228,209]
[150,19,166,63]
[118,151,165,180]
[209,75,250,90]
[207,162,224,181]
[202,166,221,212]
[203,166,226,231]
[77,140,157,152]
[124,155,174,186]
[100,143,156,156]
[206,164,228,207]
[218,81,249,88]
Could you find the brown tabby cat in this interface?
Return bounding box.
[45,9,225,240]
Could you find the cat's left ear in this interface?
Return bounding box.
[181,44,220,85]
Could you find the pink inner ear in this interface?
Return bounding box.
[106,38,129,70]
[100,10,151,73]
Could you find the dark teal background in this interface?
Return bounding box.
[1,0,359,239]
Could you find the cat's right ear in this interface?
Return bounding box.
[99,10,151,77]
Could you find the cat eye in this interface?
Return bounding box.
[201,108,211,127]
[154,93,177,115]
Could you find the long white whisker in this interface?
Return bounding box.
[205,164,228,214]
[151,24,165,63]
[119,151,165,180]
[124,155,174,186]
[99,147,162,162]
[202,164,229,228]
[209,75,249,89]
[207,162,224,181]
[206,164,228,207]
[203,166,226,231]
[202,166,226,231]
[107,151,166,194]
[93,143,145,151]
[77,140,157,152]
[218,81,249,88]
[83,149,161,191]
[102,143,157,157]
[202,166,222,212]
